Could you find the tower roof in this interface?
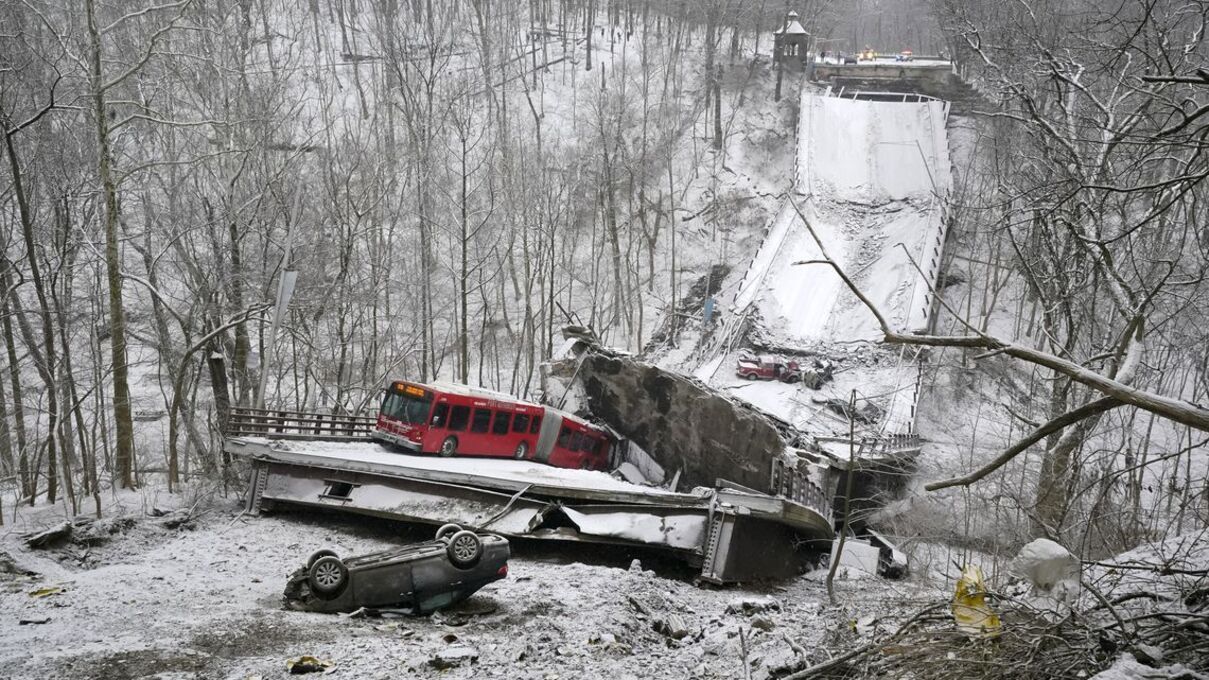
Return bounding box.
[774,11,808,36]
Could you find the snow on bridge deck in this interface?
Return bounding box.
[233,436,691,500]
[718,92,951,435]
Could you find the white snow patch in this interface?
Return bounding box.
[251,438,692,496]
[1089,654,1207,680]
[1014,538,1080,602]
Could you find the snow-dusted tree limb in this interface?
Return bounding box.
[925,396,1123,491]
[785,199,1209,434]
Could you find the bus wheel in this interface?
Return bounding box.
[439,436,458,457]
[514,441,529,460]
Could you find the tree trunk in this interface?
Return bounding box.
[3,285,32,499]
[0,360,13,478]
[87,0,136,489]
[4,128,60,505]
[459,133,470,384]
[713,67,722,150]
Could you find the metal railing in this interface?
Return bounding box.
[226,407,375,441]
[770,457,834,525]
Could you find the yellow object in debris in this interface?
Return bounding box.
[28,585,64,598]
[286,655,334,674]
[951,565,1001,638]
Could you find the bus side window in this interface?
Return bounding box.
[431,403,449,428]
[492,411,511,435]
[448,405,470,431]
[557,426,573,448]
[471,408,492,433]
[529,416,542,434]
[512,413,530,433]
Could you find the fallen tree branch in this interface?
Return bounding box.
[781,603,948,679]
[925,397,1122,491]
[784,198,1209,435]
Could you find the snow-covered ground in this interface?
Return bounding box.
[0,488,933,679]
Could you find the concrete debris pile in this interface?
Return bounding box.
[550,350,797,493]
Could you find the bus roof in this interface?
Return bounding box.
[391,379,526,403]
[390,379,609,435]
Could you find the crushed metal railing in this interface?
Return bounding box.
[770,458,834,526]
[226,407,375,441]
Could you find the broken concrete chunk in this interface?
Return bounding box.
[654,613,690,640]
[429,646,479,669]
[750,616,775,631]
[725,596,781,616]
[627,594,652,617]
[285,655,333,674]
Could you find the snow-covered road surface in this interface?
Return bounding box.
[711,92,952,436]
[736,94,951,344]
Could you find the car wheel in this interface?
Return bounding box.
[306,549,338,569]
[446,530,483,568]
[743,373,757,380]
[308,555,349,599]
[514,441,529,459]
[435,523,462,541]
[439,436,458,457]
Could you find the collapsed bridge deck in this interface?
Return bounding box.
[228,435,835,583]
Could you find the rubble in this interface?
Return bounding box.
[428,646,479,669]
[569,351,792,492]
[285,655,333,674]
[749,616,775,631]
[654,613,691,640]
[725,596,782,616]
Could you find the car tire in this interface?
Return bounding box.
[439,436,458,457]
[514,441,529,459]
[435,523,463,541]
[743,373,757,380]
[446,530,483,569]
[308,555,349,599]
[306,549,338,569]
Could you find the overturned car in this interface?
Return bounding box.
[284,525,510,614]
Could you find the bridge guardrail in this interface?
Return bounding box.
[226,407,375,441]
[770,457,834,525]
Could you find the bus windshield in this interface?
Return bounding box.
[381,386,433,425]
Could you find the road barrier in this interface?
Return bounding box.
[226,407,375,441]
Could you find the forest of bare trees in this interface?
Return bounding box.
[0,0,815,512]
[1,0,1207,677]
[0,0,1203,582]
[902,0,1209,556]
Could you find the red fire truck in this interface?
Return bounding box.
[372,380,614,471]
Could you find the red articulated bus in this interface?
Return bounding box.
[372,380,614,471]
